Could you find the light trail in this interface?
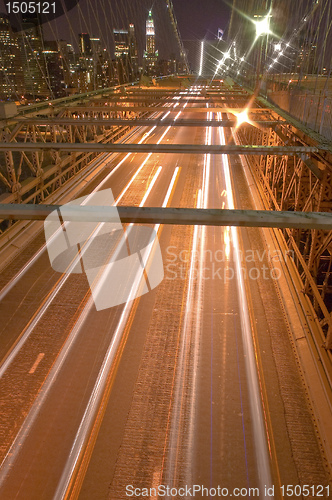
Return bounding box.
[0,156,149,379]
[165,186,202,489]
[218,113,272,498]
[202,110,212,209]
[0,104,180,379]
[0,94,185,377]
[139,167,162,206]
[53,168,180,500]
[199,40,204,76]
[161,167,179,209]
[0,121,157,302]
[0,93,176,302]
[89,165,163,303]
[93,94,191,316]
[0,162,179,497]
[165,102,212,490]
[0,94,184,492]
[161,111,171,121]
[0,87,195,494]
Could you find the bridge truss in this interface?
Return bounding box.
[236,101,332,350]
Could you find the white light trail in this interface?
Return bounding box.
[0,120,159,302]
[139,167,162,207]
[161,167,179,209]
[202,110,212,209]
[0,91,184,488]
[161,111,171,121]
[166,98,212,486]
[0,158,179,499]
[54,166,180,500]
[218,113,272,498]
[0,100,180,377]
[166,185,203,487]
[199,40,204,76]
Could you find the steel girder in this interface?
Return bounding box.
[0,88,177,205]
[51,105,267,113]
[0,124,131,205]
[0,102,151,205]
[0,144,320,154]
[14,118,282,128]
[0,104,144,205]
[1,205,332,230]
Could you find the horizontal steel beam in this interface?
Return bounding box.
[96,98,239,103]
[16,118,282,128]
[0,143,319,154]
[118,90,248,94]
[1,205,331,230]
[16,83,137,116]
[92,96,249,103]
[62,106,267,113]
[121,91,248,97]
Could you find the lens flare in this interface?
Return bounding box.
[231,107,255,129]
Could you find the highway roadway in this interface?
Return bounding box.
[0,87,329,499]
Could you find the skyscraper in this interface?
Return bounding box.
[113,29,129,58]
[57,40,75,90]
[43,41,65,97]
[90,37,102,59]
[19,15,50,99]
[90,37,109,89]
[128,24,139,78]
[144,10,158,75]
[79,33,92,56]
[113,28,131,84]
[0,15,24,100]
[78,33,94,91]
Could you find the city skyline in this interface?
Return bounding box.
[0,8,187,101]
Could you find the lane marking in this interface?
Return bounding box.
[29,353,45,374]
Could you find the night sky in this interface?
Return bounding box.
[0,0,232,59]
[172,0,231,40]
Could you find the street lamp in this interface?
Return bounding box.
[253,13,271,92]
[254,15,271,38]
